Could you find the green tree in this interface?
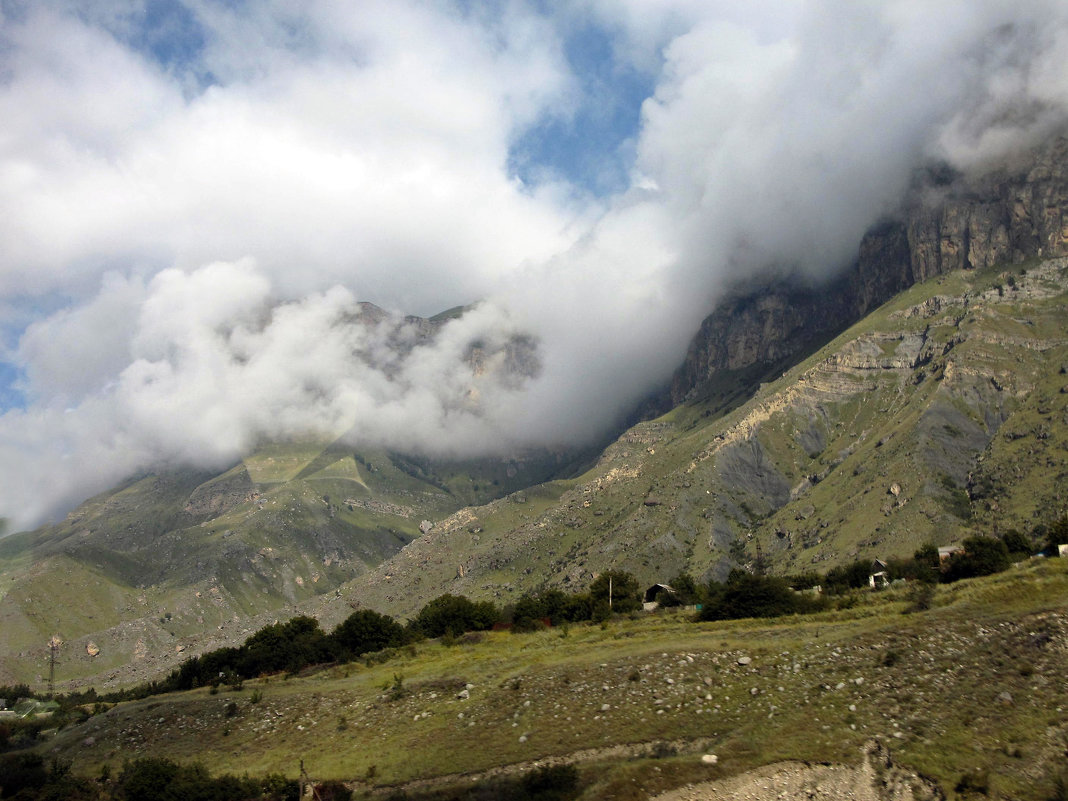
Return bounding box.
[589,571,641,613]
[410,594,499,638]
[699,570,811,621]
[331,609,405,659]
[1047,515,1068,552]
[943,536,1010,582]
[237,616,333,676]
[823,560,871,594]
[1001,529,1032,560]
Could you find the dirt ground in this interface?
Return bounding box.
[651,742,944,801]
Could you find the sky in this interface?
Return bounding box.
[1,0,1068,532]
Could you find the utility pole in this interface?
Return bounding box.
[48,635,61,696]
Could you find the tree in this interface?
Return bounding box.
[1047,515,1068,553]
[662,573,699,606]
[943,536,1010,582]
[823,560,871,594]
[699,571,811,621]
[589,571,641,614]
[238,616,333,676]
[410,594,499,638]
[1001,529,1032,560]
[331,609,406,658]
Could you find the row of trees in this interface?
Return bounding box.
[29,525,1068,708]
[122,571,651,699]
[0,752,302,801]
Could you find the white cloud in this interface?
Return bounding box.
[2,1,1068,531]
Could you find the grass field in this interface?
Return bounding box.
[36,557,1068,800]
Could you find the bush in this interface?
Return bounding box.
[1001,529,1032,559]
[409,595,499,639]
[1047,515,1068,552]
[955,768,990,795]
[331,609,406,659]
[699,570,820,621]
[520,764,580,800]
[312,781,353,801]
[589,571,641,613]
[117,757,265,801]
[943,536,1010,582]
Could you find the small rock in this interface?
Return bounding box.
[701,754,718,765]
[457,689,470,700]
[86,642,100,658]
[997,691,1014,706]
[737,656,752,666]
[601,703,611,712]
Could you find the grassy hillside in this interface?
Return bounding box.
[326,257,1068,622]
[35,557,1068,801]
[2,258,1065,692]
[0,440,597,688]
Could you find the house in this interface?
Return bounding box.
[938,545,964,562]
[868,559,890,589]
[643,584,677,611]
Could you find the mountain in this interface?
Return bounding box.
[672,136,1068,404]
[1,137,1066,691]
[318,253,1068,624]
[0,305,598,689]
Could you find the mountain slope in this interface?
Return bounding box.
[0,436,597,687]
[321,256,1068,622]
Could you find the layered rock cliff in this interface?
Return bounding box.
[673,136,1068,403]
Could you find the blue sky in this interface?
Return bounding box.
[1,0,1066,531]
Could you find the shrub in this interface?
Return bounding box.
[943,536,1010,582]
[955,768,990,795]
[313,780,353,801]
[520,764,580,800]
[904,583,936,613]
[699,570,818,621]
[590,571,641,613]
[409,594,499,639]
[1001,529,1032,559]
[331,609,406,659]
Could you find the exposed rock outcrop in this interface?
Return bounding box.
[673,136,1068,403]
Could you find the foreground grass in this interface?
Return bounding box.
[40,558,1068,800]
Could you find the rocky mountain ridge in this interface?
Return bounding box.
[672,136,1068,404]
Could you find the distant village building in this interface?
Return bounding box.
[938,545,964,562]
[643,583,677,611]
[869,559,890,589]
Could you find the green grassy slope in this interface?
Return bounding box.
[39,558,1068,801]
[0,439,598,687]
[331,258,1068,620]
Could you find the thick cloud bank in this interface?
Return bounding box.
[2,1,1068,531]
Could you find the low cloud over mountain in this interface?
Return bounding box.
[2,1,1068,531]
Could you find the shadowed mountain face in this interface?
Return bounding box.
[1,138,1066,691]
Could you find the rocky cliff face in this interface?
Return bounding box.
[673,136,1068,403]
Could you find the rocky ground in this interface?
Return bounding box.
[652,742,944,801]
